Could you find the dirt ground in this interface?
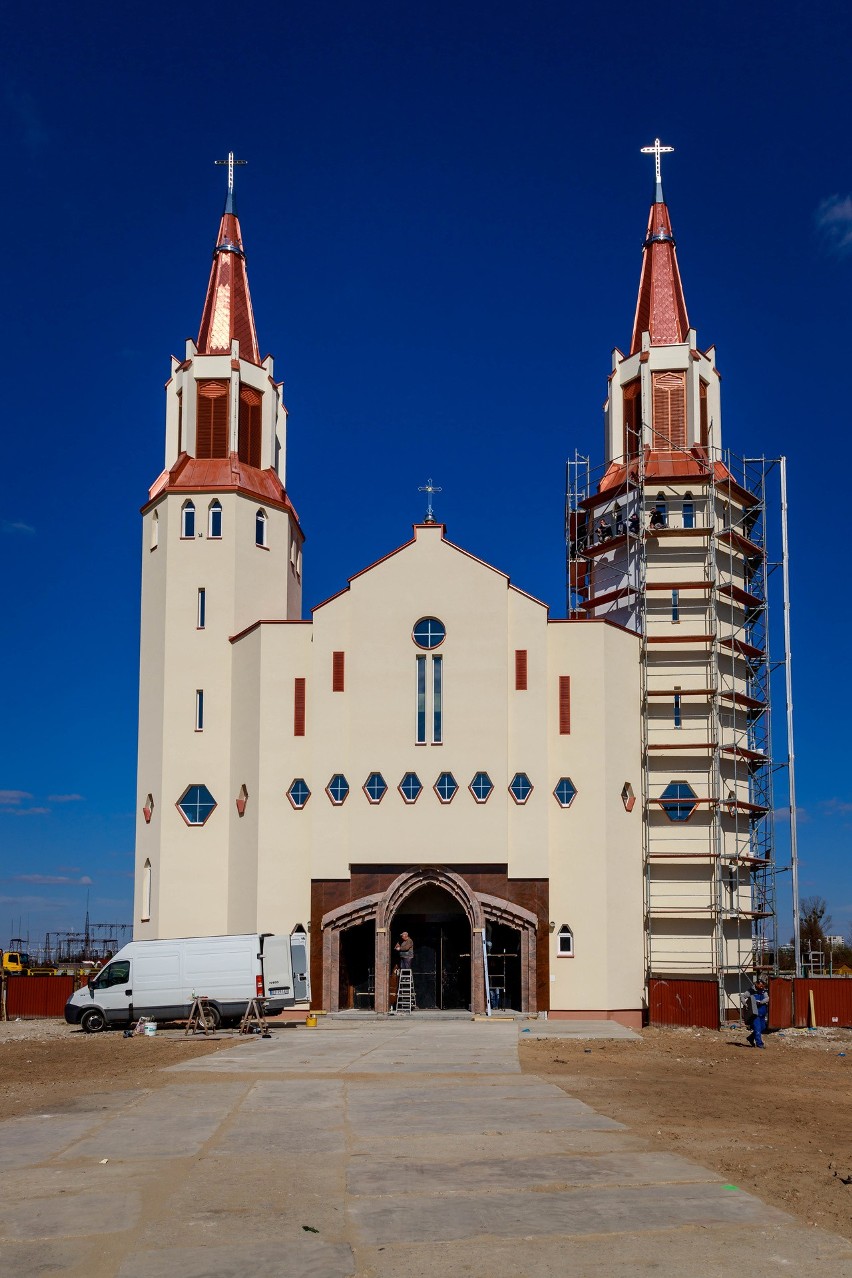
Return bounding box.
[0,1019,252,1121]
[521,1023,852,1242]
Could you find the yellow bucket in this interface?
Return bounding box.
[305,1013,318,1028]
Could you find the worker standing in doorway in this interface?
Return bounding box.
[395,932,414,970]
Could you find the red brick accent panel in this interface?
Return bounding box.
[294,678,306,736]
[515,649,528,690]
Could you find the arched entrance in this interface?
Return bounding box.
[321,867,539,1015]
[391,882,472,1010]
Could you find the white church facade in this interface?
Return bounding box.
[134,149,777,1027]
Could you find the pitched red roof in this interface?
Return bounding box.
[599,447,731,492]
[197,201,260,365]
[146,452,301,527]
[630,198,689,354]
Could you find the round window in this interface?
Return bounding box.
[412,617,446,649]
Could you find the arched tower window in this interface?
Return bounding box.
[651,371,686,449]
[151,510,159,550]
[622,379,641,460]
[255,508,267,547]
[699,380,709,450]
[141,859,152,922]
[181,501,196,539]
[682,492,695,529]
[238,385,263,469]
[196,380,229,459]
[208,500,222,539]
[650,493,667,529]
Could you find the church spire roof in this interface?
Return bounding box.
[196,153,260,364]
[630,139,689,355]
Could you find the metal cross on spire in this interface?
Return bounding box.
[215,151,247,195]
[640,138,674,185]
[418,477,442,523]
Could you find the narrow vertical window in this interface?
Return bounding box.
[559,676,571,735]
[515,649,528,691]
[151,510,159,550]
[238,385,263,468]
[181,501,196,539]
[195,689,204,732]
[142,859,152,922]
[196,380,229,458]
[416,655,426,744]
[197,588,206,629]
[208,500,222,539]
[432,655,443,743]
[332,651,345,692]
[674,687,682,729]
[671,589,680,622]
[622,378,641,460]
[699,381,709,449]
[294,678,306,737]
[682,492,695,529]
[176,391,183,456]
[255,509,267,547]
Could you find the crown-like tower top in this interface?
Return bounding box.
[630,140,689,354]
[196,153,260,364]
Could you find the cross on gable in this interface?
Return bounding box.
[418,478,442,523]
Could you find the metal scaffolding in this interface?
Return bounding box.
[565,447,798,1016]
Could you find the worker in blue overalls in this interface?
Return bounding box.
[745,978,769,1049]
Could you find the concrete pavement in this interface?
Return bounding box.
[2,1019,851,1276]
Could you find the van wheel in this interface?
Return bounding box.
[81,1008,107,1034]
[205,1005,222,1031]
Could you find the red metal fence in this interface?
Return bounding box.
[648,978,720,1029]
[768,977,793,1028]
[791,978,852,1028]
[4,976,76,1018]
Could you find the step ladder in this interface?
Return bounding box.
[395,968,416,1015]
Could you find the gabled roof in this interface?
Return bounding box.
[196,185,260,364]
[311,524,548,613]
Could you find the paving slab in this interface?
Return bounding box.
[347,1148,718,1195]
[350,1181,793,1246]
[116,1238,356,1278]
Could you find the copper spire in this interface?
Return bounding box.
[630,140,689,354]
[197,153,260,364]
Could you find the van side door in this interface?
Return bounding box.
[90,960,132,1023]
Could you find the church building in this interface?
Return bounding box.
[134,147,776,1027]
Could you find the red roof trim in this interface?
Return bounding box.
[230,618,312,645]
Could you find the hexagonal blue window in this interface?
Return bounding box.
[287,778,311,809]
[178,784,216,826]
[509,773,533,805]
[660,781,698,822]
[554,778,577,808]
[412,617,446,649]
[326,774,350,805]
[399,772,422,803]
[434,772,458,803]
[469,772,493,803]
[364,772,387,804]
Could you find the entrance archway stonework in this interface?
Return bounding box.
[321,866,539,1014]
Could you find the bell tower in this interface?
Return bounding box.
[567,142,777,1019]
[133,158,304,939]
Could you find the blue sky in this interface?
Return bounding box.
[1,1,850,948]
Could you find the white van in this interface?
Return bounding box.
[64,932,310,1033]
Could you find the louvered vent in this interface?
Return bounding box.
[196,380,229,458]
